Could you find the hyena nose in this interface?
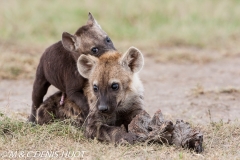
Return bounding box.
[98,105,108,112]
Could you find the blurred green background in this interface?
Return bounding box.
[0,0,240,79]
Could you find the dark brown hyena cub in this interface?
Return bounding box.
[29,13,116,123]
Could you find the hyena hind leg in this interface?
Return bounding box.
[36,91,62,125]
[36,91,85,127]
[58,99,85,127]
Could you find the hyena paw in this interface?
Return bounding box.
[117,132,137,145]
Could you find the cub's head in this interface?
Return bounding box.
[77,47,144,115]
[62,13,115,60]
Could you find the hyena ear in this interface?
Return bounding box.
[121,47,144,73]
[77,55,98,78]
[62,32,79,52]
[86,12,101,29]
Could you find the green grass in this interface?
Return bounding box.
[1,0,240,48]
[1,0,240,79]
[1,112,240,159]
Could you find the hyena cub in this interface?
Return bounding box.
[37,47,145,144]
[78,47,144,144]
[29,13,116,123]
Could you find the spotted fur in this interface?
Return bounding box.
[36,91,84,127]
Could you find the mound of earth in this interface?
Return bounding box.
[129,110,203,153]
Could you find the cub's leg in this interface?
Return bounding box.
[36,91,85,127]
[29,63,50,122]
[66,85,89,120]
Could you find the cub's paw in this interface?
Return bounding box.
[116,132,137,145]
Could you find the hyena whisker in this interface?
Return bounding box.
[81,98,99,128]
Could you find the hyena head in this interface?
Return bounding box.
[62,12,116,60]
[77,47,144,115]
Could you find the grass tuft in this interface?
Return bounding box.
[0,112,240,159]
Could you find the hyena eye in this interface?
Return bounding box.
[91,47,99,54]
[93,84,98,92]
[106,37,111,43]
[111,83,119,91]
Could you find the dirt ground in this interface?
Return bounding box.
[0,53,240,124]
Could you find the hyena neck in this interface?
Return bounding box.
[117,93,144,114]
[130,74,144,96]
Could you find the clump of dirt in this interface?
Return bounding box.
[172,120,203,153]
[129,110,203,153]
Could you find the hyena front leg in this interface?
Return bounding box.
[36,91,85,126]
[84,112,137,144]
[30,77,50,122]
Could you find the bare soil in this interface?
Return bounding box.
[0,55,240,124]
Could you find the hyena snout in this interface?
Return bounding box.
[97,95,114,113]
[98,104,108,112]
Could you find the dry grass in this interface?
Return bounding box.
[190,84,240,96]
[0,43,41,79]
[0,112,240,160]
[217,87,240,94]
[145,47,221,64]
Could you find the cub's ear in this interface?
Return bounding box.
[77,55,98,78]
[62,32,79,52]
[86,12,101,29]
[121,47,144,73]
